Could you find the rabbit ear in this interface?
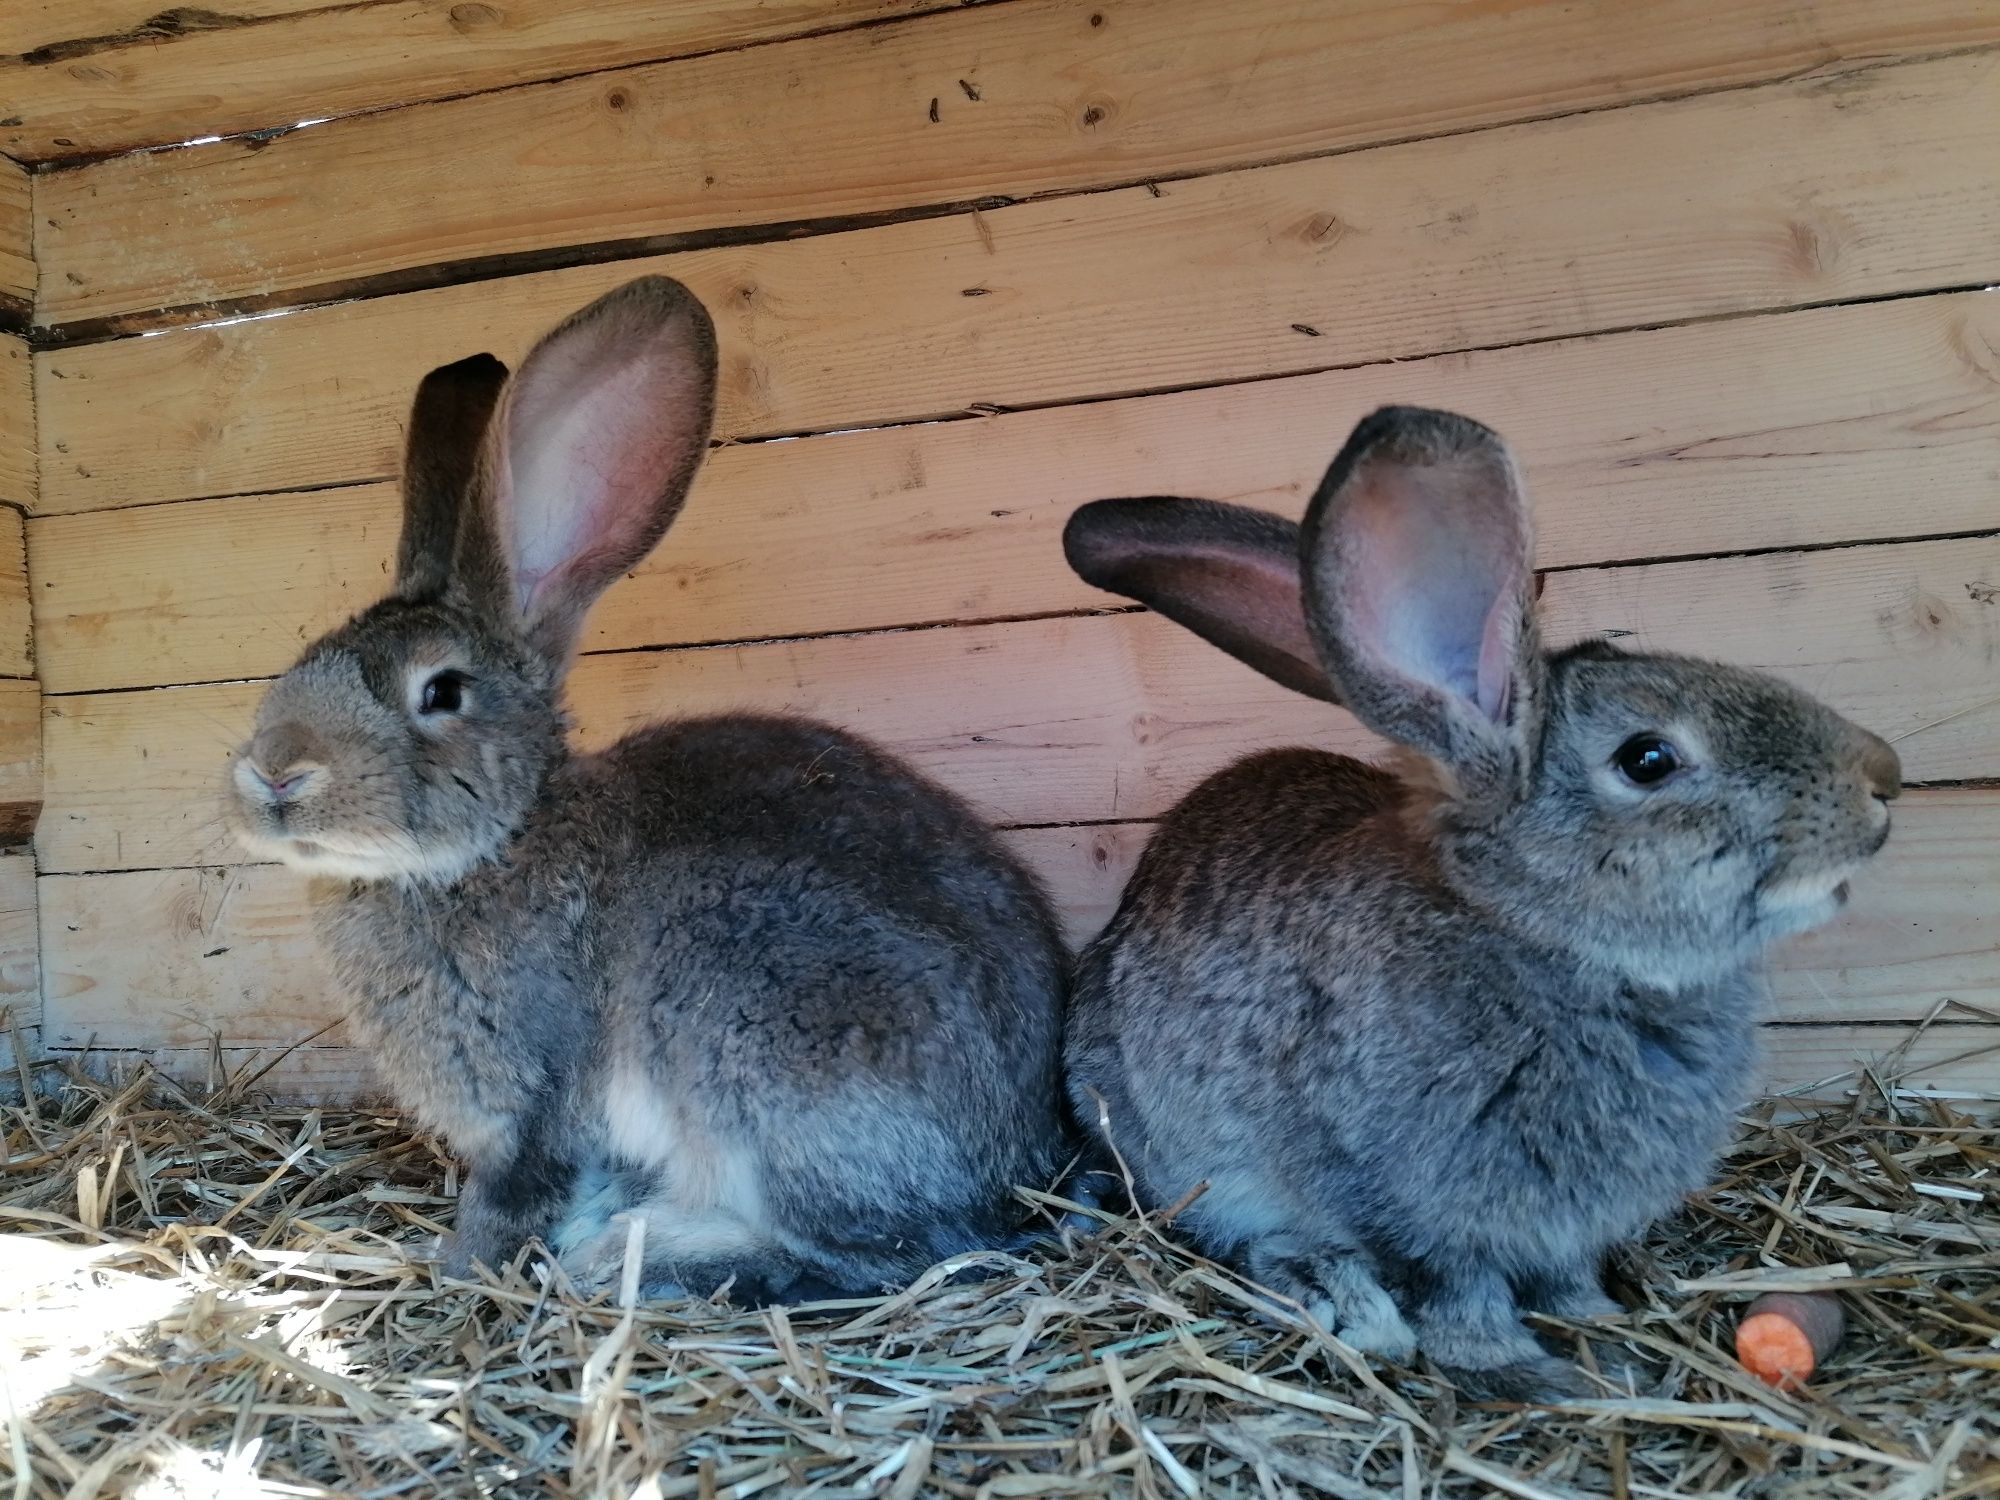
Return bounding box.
[1301,407,1544,805]
[483,276,718,667]
[396,353,509,604]
[1064,497,1336,702]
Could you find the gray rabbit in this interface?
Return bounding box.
[225,277,1071,1303]
[1061,407,1900,1396]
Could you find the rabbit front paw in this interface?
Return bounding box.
[436,1229,478,1279]
[1248,1238,1416,1362]
[1326,1297,1419,1361]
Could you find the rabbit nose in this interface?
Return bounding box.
[242,724,326,801]
[1859,733,1901,802]
[255,765,320,800]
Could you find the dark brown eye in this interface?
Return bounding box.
[1614,734,1679,787]
[418,670,466,716]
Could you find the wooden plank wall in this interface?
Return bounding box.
[0,148,40,1063]
[16,0,2000,1102]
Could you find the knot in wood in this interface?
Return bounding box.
[448,3,503,32]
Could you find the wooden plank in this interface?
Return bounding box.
[48,1045,379,1105]
[1019,792,2000,1021]
[2,0,945,162]
[0,678,39,845]
[37,49,2000,507]
[40,864,337,1051]
[34,27,2000,327]
[30,827,1140,1049]
[48,1026,2000,1108]
[1772,789,2000,1026]
[27,292,2000,692]
[0,506,31,679]
[0,333,31,509]
[1009,823,1151,953]
[35,610,1370,875]
[2,0,332,56]
[0,156,29,319]
[1537,534,2000,784]
[1036,807,2000,1032]
[1760,1032,2000,1096]
[34,822,1144,1048]
[1760,1025,2000,1101]
[0,853,38,1039]
[37,788,2000,1050]
[35,529,2000,876]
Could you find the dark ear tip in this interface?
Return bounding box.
[1062,497,1155,577]
[420,351,508,392]
[601,274,714,330]
[1348,405,1505,467]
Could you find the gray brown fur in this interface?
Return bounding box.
[226,278,1069,1303]
[1062,407,1899,1397]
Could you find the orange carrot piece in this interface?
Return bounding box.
[1735,1290,1845,1389]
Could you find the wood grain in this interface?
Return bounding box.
[28,292,2000,693]
[37,788,1999,1048]
[0,334,31,509]
[2,0,332,56]
[0,505,32,679]
[2,0,946,162]
[0,853,37,1037]
[34,609,1373,875]
[35,528,2000,876]
[1759,1024,2000,1100]
[52,1024,2000,1107]
[40,863,336,1050]
[1019,796,2000,1026]
[0,678,41,845]
[0,157,29,316]
[37,50,2000,507]
[34,32,2000,327]
[1538,534,2000,784]
[1771,790,2000,1027]
[34,822,1142,1048]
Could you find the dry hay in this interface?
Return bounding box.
[3,1044,1997,1500]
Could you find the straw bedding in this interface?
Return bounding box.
[3,1044,1996,1500]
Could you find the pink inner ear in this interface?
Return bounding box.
[506,377,658,610]
[497,317,711,622]
[1476,593,1513,722]
[1336,454,1526,714]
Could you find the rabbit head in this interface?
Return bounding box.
[1065,406,1901,989]
[226,277,718,884]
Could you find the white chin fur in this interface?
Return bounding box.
[1757,864,1856,935]
[235,828,488,886]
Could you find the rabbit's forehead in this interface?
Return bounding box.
[1552,651,1843,754]
[259,648,387,724]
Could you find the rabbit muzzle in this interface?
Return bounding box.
[226,686,436,881]
[1751,725,1900,934]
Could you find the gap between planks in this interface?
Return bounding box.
[32,50,2000,515]
[26,289,2000,696]
[28,13,2000,326]
[4,0,996,164]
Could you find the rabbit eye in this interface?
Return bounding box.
[1614,734,1680,787]
[418,670,466,716]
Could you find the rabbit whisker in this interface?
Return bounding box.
[1888,693,2000,745]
